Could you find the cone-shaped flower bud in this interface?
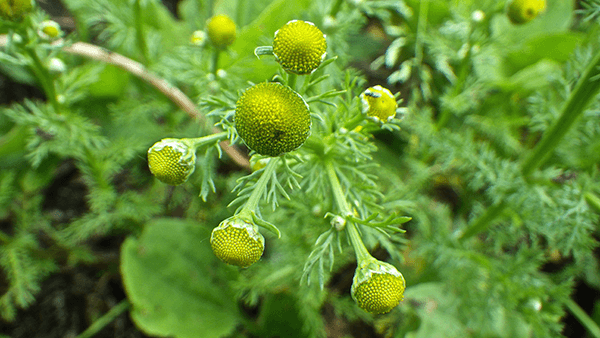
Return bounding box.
[207,14,236,48]
[235,82,311,157]
[360,85,398,123]
[210,217,265,267]
[0,0,32,20]
[273,20,327,75]
[507,0,546,24]
[351,259,405,314]
[147,138,196,185]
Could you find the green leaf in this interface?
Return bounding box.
[121,218,240,338]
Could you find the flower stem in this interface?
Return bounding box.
[287,73,297,91]
[187,131,229,150]
[564,298,600,338]
[521,47,600,177]
[134,0,149,64]
[238,157,279,217]
[75,300,130,338]
[458,200,507,242]
[584,192,600,214]
[325,160,372,262]
[211,48,221,76]
[25,48,60,113]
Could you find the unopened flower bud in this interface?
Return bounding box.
[147,138,196,185]
[210,217,265,267]
[38,20,63,40]
[207,14,236,48]
[351,259,405,314]
[273,20,327,75]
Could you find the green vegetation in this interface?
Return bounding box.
[1,0,600,337]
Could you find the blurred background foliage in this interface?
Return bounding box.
[1,0,600,337]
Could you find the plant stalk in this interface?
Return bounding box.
[564,298,600,338]
[75,300,130,338]
[458,200,507,242]
[521,47,600,177]
[238,157,279,217]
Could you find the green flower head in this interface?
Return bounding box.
[235,82,311,157]
[507,0,546,24]
[273,20,327,75]
[207,14,236,48]
[351,259,405,314]
[360,85,398,123]
[210,216,265,268]
[0,0,33,20]
[147,138,196,186]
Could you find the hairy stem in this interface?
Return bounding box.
[75,300,130,338]
[564,298,600,338]
[521,47,600,177]
[238,157,279,217]
[188,131,229,149]
[325,160,372,262]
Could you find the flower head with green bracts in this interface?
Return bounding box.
[273,20,327,75]
[0,0,33,20]
[507,0,546,24]
[207,14,236,48]
[360,85,398,123]
[147,138,196,186]
[234,82,311,157]
[351,259,406,314]
[210,216,265,267]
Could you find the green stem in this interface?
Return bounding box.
[584,192,600,214]
[134,0,149,64]
[238,157,279,217]
[25,48,60,113]
[414,0,429,68]
[325,160,372,262]
[186,131,228,149]
[211,48,221,76]
[287,73,298,92]
[75,300,130,338]
[329,0,344,16]
[521,47,600,177]
[325,160,351,216]
[458,200,507,242]
[565,298,600,338]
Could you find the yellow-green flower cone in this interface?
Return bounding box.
[147,139,196,186]
[210,218,265,267]
[351,259,405,314]
[207,14,236,48]
[273,20,327,75]
[507,0,546,24]
[235,82,311,157]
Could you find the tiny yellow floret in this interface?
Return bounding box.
[273,20,327,75]
[507,0,546,24]
[210,218,265,267]
[207,14,236,48]
[360,85,398,123]
[235,82,311,157]
[147,139,196,186]
[351,260,405,314]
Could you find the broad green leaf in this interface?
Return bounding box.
[121,218,240,338]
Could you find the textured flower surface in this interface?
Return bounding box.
[273,20,327,74]
[207,14,236,48]
[147,139,196,186]
[235,82,311,157]
[351,259,405,314]
[360,85,397,122]
[507,0,546,24]
[210,217,265,267]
